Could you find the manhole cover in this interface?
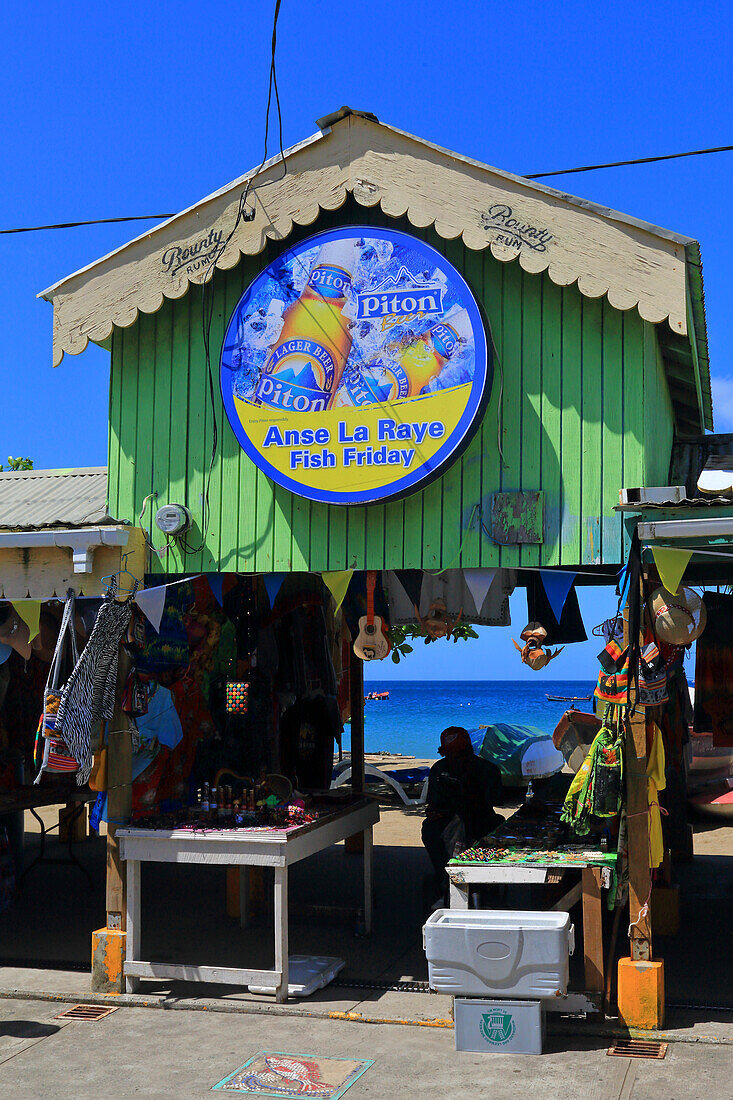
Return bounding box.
[55,1004,118,1021]
[607,1038,667,1059]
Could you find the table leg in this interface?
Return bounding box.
[449,877,469,909]
[239,866,249,929]
[274,866,289,1003]
[582,866,604,994]
[125,859,141,994]
[363,825,373,934]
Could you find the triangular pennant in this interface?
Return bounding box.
[539,571,576,625]
[206,574,225,607]
[263,572,286,608]
[11,600,41,643]
[321,570,354,612]
[650,547,692,596]
[462,569,497,615]
[394,569,424,610]
[134,585,167,633]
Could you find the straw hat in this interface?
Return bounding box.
[648,586,707,645]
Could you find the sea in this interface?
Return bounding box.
[342,680,596,759]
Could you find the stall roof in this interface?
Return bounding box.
[39,106,712,431]
[0,467,116,530]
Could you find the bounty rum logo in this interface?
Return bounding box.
[480,1011,516,1045]
[355,266,443,324]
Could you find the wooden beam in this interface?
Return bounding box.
[349,649,365,796]
[581,867,605,992]
[624,581,652,961]
[105,648,132,927]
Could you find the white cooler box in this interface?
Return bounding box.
[423,909,573,998]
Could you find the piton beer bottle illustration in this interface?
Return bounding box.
[333,308,472,408]
[254,239,356,412]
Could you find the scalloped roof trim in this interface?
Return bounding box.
[42,113,697,368]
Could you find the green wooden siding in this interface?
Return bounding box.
[107,203,672,574]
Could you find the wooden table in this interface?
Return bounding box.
[0,784,96,882]
[118,798,379,1002]
[447,852,616,1015]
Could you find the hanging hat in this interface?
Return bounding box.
[648,586,707,646]
[520,621,547,644]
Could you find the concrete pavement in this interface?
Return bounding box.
[1,996,730,1100]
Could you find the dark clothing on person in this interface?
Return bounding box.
[422,753,503,894]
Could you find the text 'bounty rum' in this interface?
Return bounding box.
[254,239,356,412]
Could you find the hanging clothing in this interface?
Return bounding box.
[57,593,132,784]
[384,568,515,627]
[526,573,587,645]
[694,592,733,747]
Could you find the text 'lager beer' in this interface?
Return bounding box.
[333,309,471,408]
[254,240,355,412]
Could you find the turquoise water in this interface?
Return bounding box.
[342,680,595,758]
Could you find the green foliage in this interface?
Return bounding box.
[387,620,479,663]
[0,457,33,471]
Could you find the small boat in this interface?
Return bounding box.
[364,690,390,702]
[546,694,592,702]
[689,777,733,820]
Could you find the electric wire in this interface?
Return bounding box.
[175,0,285,560]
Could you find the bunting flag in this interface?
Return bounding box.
[462,569,497,615]
[321,570,353,612]
[393,569,424,610]
[134,585,167,633]
[206,573,225,607]
[263,572,286,608]
[11,600,41,643]
[650,547,692,596]
[538,570,576,625]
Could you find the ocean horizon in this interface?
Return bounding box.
[343,679,596,759]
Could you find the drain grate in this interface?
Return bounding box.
[55,1004,118,1021]
[333,978,431,993]
[607,1038,667,1059]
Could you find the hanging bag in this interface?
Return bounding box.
[33,593,80,783]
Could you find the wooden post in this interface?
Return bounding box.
[349,648,365,796]
[581,867,604,992]
[105,648,132,930]
[345,649,365,854]
[623,580,652,961]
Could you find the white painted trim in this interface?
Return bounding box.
[0,527,129,573]
[39,114,694,366]
[638,516,733,540]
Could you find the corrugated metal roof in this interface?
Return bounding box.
[0,467,117,530]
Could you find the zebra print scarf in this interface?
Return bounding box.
[57,590,132,785]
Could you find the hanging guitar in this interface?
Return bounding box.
[353,571,391,661]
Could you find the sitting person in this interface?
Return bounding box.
[421,726,503,904]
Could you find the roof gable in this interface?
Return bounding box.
[40,109,711,429]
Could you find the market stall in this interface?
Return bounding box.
[35,108,712,1026]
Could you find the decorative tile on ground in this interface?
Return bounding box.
[212,1051,373,1097]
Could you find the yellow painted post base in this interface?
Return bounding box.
[617,957,665,1030]
[91,927,126,994]
[651,884,680,936]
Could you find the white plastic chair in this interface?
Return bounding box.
[331,761,429,807]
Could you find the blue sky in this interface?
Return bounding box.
[2,2,730,677]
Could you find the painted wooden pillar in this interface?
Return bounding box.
[618,576,664,1028]
[345,649,366,855]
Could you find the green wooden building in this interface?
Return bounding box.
[41,108,711,576]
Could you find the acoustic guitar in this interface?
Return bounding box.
[353,571,391,661]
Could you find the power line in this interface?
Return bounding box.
[0,214,175,235]
[2,142,732,235]
[525,144,733,179]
